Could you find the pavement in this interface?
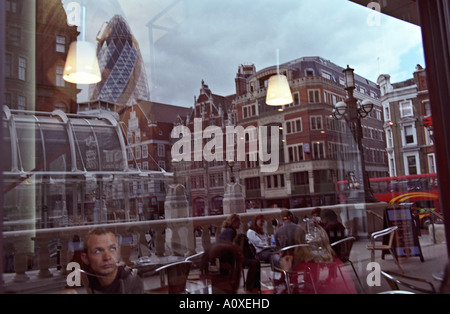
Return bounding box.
[2,231,448,294]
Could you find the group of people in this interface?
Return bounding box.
[68,207,347,294]
[213,208,348,294]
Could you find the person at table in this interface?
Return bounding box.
[80,227,144,294]
[286,225,356,294]
[274,210,306,248]
[321,209,346,244]
[247,214,275,263]
[217,214,261,294]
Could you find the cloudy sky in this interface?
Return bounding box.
[64,0,425,107]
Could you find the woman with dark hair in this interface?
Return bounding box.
[247,215,275,263]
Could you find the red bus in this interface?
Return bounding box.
[337,173,440,228]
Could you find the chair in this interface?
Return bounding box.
[146,261,192,294]
[201,243,242,294]
[272,244,317,294]
[366,226,402,272]
[331,236,365,293]
[381,271,437,294]
[185,252,205,281]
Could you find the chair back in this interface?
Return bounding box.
[331,237,355,263]
[185,252,204,268]
[155,261,192,294]
[381,271,436,294]
[202,243,242,294]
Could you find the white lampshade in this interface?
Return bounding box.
[63,41,101,85]
[266,74,293,106]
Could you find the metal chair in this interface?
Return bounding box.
[201,243,242,294]
[366,226,402,272]
[272,244,317,294]
[146,260,192,294]
[331,236,365,293]
[381,270,437,294]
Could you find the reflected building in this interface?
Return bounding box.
[378,65,436,177]
[89,15,150,107]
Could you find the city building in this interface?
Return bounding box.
[5,0,78,113]
[177,80,236,217]
[378,65,436,176]
[119,99,191,218]
[234,57,388,209]
[88,14,150,107]
[36,0,79,113]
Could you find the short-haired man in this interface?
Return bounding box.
[274,210,306,249]
[81,228,144,294]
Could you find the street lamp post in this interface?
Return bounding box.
[333,65,378,203]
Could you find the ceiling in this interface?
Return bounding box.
[349,0,420,25]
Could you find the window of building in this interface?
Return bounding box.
[56,35,66,53]
[142,144,148,158]
[8,26,21,42]
[400,100,414,117]
[243,103,257,118]
[56,66,65,87]
[17,95,26,110]
[18,56,26,81]
[310,116,323,130]
[135,146,141,159]
[293,92,300,106]
[5,53,12,78]
[286,118,302,134]
[312,141,325,159]
[406,155,418,175]
[288,144,305,162]
[157,143,165,157]
[403,125,416,145]
[428,154,436,173]
[307,89,321,103]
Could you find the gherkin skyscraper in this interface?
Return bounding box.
[89,15,150,106]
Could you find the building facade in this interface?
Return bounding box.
[36,0,79,113]
[176,80,236,217]
[89,14,150,107]
[119,100,191,219]
[234,57,388,209]
[378,65,436,177]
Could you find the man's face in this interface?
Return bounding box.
[82,233,120,278]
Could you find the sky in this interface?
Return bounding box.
[63,0,425,108]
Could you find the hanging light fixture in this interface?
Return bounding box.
[266,49,293,106]
[63,41,101,84]
[63,4,101,85]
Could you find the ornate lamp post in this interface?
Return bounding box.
[333,66,378,203]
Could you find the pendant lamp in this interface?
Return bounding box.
[63,41,101,84]
[266,50,293,106]
[63,5,101,85]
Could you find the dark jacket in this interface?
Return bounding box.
[87,266,144,294]
[218,227,237,243]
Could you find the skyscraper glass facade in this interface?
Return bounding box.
[89,15,150,106]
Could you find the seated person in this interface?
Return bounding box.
[247,215,275,263]
[217,214,261,294]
